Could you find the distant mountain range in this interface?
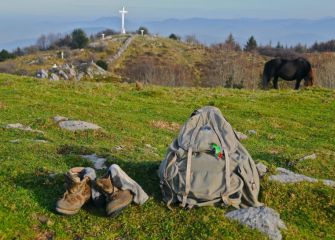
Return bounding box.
[1,17,335,50]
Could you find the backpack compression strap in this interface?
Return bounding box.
[210,111,231,205]
[181,147,193,208]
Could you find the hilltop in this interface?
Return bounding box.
[0,73,334,239]
[1,34,335,89]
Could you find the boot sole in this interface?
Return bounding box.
[55,207,80,215]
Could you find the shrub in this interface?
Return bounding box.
[71,29,89,49]
[169,33,181,41]
[0,49,15,62]
[96,60,108,70]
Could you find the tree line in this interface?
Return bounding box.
[2,27,335,62]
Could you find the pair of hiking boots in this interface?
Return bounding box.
[55,167,133,217]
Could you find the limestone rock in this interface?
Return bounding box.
[269,168,335,188]
[49,73,59,81]
[53,116,69,123]
[248,130,257,135]
[58,70,69,80]
[299,153,317,161]
[269,168,318,184]
[235,131,248,140]
[6,123,44,134]
[256,163,268,177]
[76,72,85,81]
[323,180,335,187]
[59,120,101,131]
[81,154,107,170]
[226,206,286,240]
[36,69,48,79]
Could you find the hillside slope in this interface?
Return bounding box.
[0,74,334,239]
[1,35,335,89]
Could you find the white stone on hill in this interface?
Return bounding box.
[248,130,257,135]
[235,131,248,140]
[323,179,335,187]
[59,120,101,131]
[256,163,268,177]
[226,206,286,240]
[81,154,107,170]
[36,69,48,79]
[269,168,335,188]
[49,73,59,81]
[299,153,317,161]
[53,116,69,123]
[6,123,44,134]
[269,167,318,183]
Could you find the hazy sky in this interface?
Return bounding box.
[1,0,335,49]
[1,0,335,20]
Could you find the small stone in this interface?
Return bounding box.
[10,139,20,143]
[226,206,286,240]
[81,154,107,170]
[269,168,318,184]
[6,123,44,134]
[58,70,69,80]
[49,73,59,81]
[53,116,69,123]
[299,153,317,161]
[112,145,124,151]
[235,131,248,140]
[248,130,257,135]
[323,180,335,187]
[36,69,48,78]
[59,120,101,131]
[256,163,268,177]
[76,72,85,81]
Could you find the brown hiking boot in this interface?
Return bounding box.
[56,167,92,215]
[95,174,133,217]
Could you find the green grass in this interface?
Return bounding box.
[0,73,334,239]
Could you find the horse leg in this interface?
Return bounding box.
[295,79,302,90]
[262,75,271,89]
[273,77,279,89]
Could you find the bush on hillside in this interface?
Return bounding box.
[169,33,181,41]
[0,49,15,62]
[71,29,89,49]
[244,36,258,52]
[96,60,108,70]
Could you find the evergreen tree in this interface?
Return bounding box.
[71,29,89,49]
[0,49,14,62]
[224,33,241,51]
[169,33,181,41]
[244,36,258,52]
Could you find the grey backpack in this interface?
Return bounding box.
[158,106,263,209]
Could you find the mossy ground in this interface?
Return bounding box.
[0,74,334,239]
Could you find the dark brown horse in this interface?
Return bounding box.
[262,58,314,90]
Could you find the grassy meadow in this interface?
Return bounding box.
[0,73,334,239]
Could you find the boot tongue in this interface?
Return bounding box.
[97,176,116,194]
[67,172,81,183]
[68,167,85,182]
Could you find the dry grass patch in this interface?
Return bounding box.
[150,120,181,132]
[0,101,6,109]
